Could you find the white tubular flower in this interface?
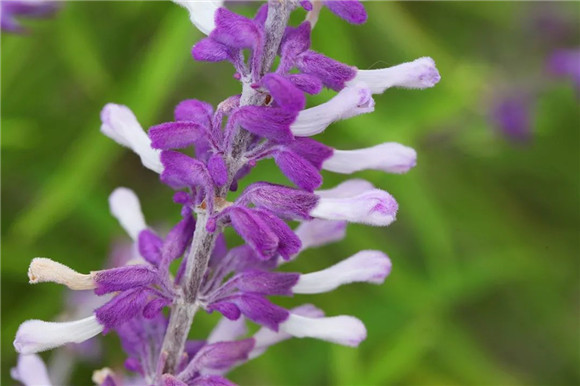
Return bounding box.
[172,0,223,35]
[323,143,417,174]
[315,179,375,199]
[251,305,325,360]
[279,314,367,347]
[11,354,52,386]
[100,103,162,173]
[108,187,147,241]
[290,84,374,136]
[28,258,95,290]
[311,186,398,226]
[347,57,441,94]
[293,250,391,294]
[207,317,248,344]
[14,316,103,354]
[294,219,347,251]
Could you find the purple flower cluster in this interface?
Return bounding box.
[547,48,580,94]
[13,1,440,385]
[489,6,579,143]
[0,0,58,33]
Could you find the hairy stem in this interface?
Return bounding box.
[159,215,212,374]
[158,0,295,377]
[261,0,294,75]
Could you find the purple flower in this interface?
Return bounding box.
[547,48,580,93]
[231,106,297,143]
[180,338,255,375]
[227,206,280,260]
[1,0,59,33]
[238,182,319,220]
[323,1,367,25]
[262,73,306,111]
[491,94,533,142]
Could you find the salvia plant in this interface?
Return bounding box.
[12,1,440,385]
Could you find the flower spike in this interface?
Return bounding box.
[15,1,442,382]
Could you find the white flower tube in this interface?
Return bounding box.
[207,317,248,344]
[172,0,223,35]
[100,104,162,173]
[251,305,325,359]
[279,314,366,347]
[109,187,147,241]
[347,57,441,94]
[14,316,103,354]
[11,354,52,386]
[294,219,347,252]
[293,250,391,294]
[290,85,374,136]
[323,143,417,174]
[311,189,398,226]
[28,258,95,290]
[315,179,375,199]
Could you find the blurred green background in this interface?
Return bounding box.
[2,2,579,385]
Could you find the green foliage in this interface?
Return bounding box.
[2,2,579,385]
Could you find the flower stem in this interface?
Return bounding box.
[159,214,214,374]
[157,0,295,376]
